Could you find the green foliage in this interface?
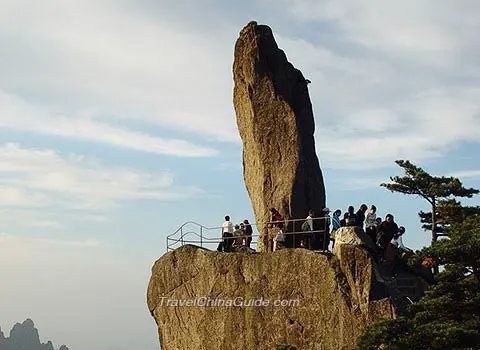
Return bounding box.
[381,160,478,201]
[419,199,480,234]
[358,207,480,350]
[381,160,478,243]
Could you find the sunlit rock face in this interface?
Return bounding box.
[233,21,326,251]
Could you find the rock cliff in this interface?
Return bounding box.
[147,243,395,350]
[233,21,326,249]
[0,319,69,350]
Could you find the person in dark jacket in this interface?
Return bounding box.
[340,212,347,227]
[345,206,357,226]
[376,214,399,252]
[356,204,368,229]
[243,219,253,248]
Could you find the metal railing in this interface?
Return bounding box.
[166,216,330,252]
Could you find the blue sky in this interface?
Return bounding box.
[1,1,479,349]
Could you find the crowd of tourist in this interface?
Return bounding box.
[216,204,412,273]
[216,216,254,252]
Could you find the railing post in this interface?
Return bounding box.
[200,226,203,248]
[293,219,296,248]
[325,216,328,251]
[181,227,184,246]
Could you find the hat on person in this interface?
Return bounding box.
[322,207,331,213]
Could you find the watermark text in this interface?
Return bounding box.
[158,296,300,308]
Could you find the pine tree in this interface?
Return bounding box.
[381,160,478,244]
[419,199,480,235]
[357,204,480,350]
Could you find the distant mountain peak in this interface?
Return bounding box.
[0,319,68,350]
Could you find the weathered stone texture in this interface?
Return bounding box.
[147,245,394,350]
[233,21,326,245]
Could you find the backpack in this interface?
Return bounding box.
[301,220,310,232]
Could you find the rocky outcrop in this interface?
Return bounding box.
[332,226,376,255]
[233,21,326,249]
[147,244,395,350]
[0,319,68,350]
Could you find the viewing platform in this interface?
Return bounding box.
[166,217,330,252]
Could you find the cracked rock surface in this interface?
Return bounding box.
[147,245,394,350]
[233,21,326,248]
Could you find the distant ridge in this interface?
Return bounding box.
[0,319,68,350]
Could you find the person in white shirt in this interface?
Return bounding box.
[385,226,412,275]
[390,227,406,250]
[302,210,314,249]
[217,215,234,252]
[306,211,314,231]
[391,227,413,256]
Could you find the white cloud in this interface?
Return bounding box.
[270,6,480,169]
[331,177,385,191]
[0,90,218,157]
[0,143,203,210]
[448,170,480,179]
[0,187,47,207]
[1,0,479,170]
[274,0,479,54]
[0,0,239,146]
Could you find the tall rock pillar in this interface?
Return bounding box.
[233,21,326,251]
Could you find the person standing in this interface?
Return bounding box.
[268,208,284,251]
[273,225,286,251]
[356,204,368,229]
[243,219,253,248]
[233,224,244,248]
[332,209,342,231]
[217,215,234,252]
[331,209,341,249]
[365,205,377,243]
[302,210,314,249]
[321,208,331,250]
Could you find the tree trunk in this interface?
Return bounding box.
[431,197,437,243]
[431,197,439,274]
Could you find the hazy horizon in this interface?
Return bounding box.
[1,0,479,349]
